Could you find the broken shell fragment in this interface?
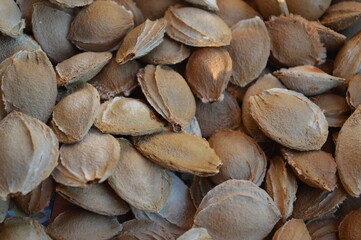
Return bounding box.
[347,74,361,109]
[56,182,130,216]
[196,91,241,138]
[32,2,78,63]
[273,219,312,240]
[265,156,298,223]
[266,15,326,67]
[52,129,120,187]
[194,180,281,240]
[68,0,134,51]
[0,217,51,240]
[281,148,338,191]
[0,0,25,38]
[137,65,196,131]
[14,178,54,216]
[273,65,345,96]
[51,83,100,144]
[310,93,351,127]
[335,105,361,197]
[208,129,267,186]
[228,17,270,87]
[46,209,122,240]
[165,6,232,47]
[116,18,167,64]
[249,88,328,151]
[95,97,164,136]
[0,49,57,122]
[0,111,59,200]
[56,51,112,86]
[133,131,222,176]
[90,58,140,100]
[242,74,285,142]
[108,138,171,212]
[141,36,191,65]
[186,47,232,103]
[333,31,361,79]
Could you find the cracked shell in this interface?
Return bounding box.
[0,111,59,200]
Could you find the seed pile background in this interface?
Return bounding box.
[0,0,361,239]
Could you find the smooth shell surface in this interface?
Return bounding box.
[208,129,267,186]
[274,65,345,96]
[265,156,298,222]
[338,208,361,240]
[0,34,41,63]
[56,51,112,86]
[286,0,332,20]
[0,111,59,200]
[116,19,167,64]
[177,228,212,240]
[347,74,361,109]
[49,0,93,7]
[46,209,122,240]
[249,88,328,151]
[32,2,78,63]
[266,15,326,67]
[165,6,232,47]
[137,65,196,131]
[68,0,134,51]
[281,148,338,191]
[194,180,281,240]
[0,217,51,240]
[108,138,171,212]
[0,0,25,38]
[0,49,57,122]
[51,83,100,143]
[186,47,232,103]
[273,219,312,240]
[52,129,120,187]
[56,183,130,216]
[196,91,241,138]
[242,74,285,142]
[133,131,222,176]
[94,97,164,136]
[336,105,361,197]
[229,17,270,87]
